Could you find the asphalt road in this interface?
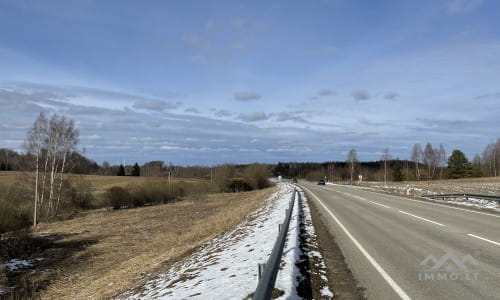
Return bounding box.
[299,181,500,300]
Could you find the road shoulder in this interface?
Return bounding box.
[307,191,366,299]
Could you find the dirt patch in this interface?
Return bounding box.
[308,198,365,299]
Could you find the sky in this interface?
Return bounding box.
[1,0,500,165]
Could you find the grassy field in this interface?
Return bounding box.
[360,176,500,196]
[0,171,207,192]
[1,186,275,299]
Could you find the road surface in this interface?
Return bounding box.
[300,181,500,300]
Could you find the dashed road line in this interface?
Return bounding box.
[302,186,412,300]
[467,234,500,246]
[398,210,446,227]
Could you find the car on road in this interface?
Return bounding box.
[292,178,298,183]
[317,179,326,185]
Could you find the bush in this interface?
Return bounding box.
[105,186,132,209]
[0,184,33,233]
[243,164,272,190]
[68,179,94,209]
[228,178,253,192]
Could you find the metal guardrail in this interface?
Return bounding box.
[422,193,500,202]
[252,189,296,300]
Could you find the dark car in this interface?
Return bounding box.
[317,179,326,185]
[292,178,298,183]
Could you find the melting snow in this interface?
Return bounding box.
[123,183,302,300]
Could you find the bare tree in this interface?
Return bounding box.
[54,118,79,213]
[25,112,47,227]
[25,113,79,223]
[438,144,446,180]
[411,143,422,181]
[423,143,439,180]
[381,148,391,186]
[347,149,358,185]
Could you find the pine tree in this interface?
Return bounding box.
[392,161,404,182]
[117,164,126,176]
[131,163,141,177]
[447,150,472,179]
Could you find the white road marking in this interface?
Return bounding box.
[323,184,500,218]
[369,200,391,208]
[467,234,500,246]
[398,210,446,227]
[302,186,411,300]
[334,190,391,208]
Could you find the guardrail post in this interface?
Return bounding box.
[253,187,297,300]
[258,263,266,280]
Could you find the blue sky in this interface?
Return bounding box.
[1,0,500,165]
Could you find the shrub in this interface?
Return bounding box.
[228,178,253,192]
[68,179,94,209]
[105,186,132,209]
[243,164,271,190]
[0,184,33,233]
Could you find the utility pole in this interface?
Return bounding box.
[168,170,171,193]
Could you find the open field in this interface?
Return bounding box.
[0,171,208,192]
[358,176,500,196]
[0,186,274,299]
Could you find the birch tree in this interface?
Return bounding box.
[25,113,79,224]
[25,112,47,227]
[423,143,439,180]
[438,144,446,180]
[411,143,422,181]
[347,148,357,185]
[381,148,391,186]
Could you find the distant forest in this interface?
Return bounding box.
[2,137,499,182]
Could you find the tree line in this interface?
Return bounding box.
[274,142,489,182]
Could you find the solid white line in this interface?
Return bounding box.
[302,186,411,300]
[398,210,446,227]
[323,185,500,218]
[467,233,500,246]
[369,200,391,208]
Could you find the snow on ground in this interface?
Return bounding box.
[0,257,44,272]
[122,182,303,300]
[327,182,500,212]
[296,188,333,299]
[440,197,500,212]
[0,257,45,296]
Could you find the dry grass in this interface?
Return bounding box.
[4,187,274,299]
[362,176,500,196]
[0,171,20,186]
[0,172,207,193]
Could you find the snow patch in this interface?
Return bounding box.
[320,286,334,298]
[123,183,300,300]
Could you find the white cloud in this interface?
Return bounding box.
[446,0,483,14]
[238,112,269,122]
[133,100,179,111]
[233,92,262,101]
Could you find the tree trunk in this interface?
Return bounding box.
[55,151,67,214]
[384,160,387,186]
[40,149,50,218]
[48,151,58,215]
[33,152,39,228]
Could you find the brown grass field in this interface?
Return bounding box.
[1,186,274,299]
[360,176,500,196]
[0,171,207,192]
